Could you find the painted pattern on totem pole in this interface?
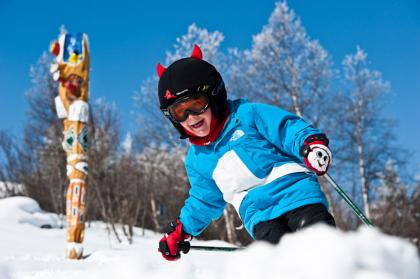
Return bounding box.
[50,32,90,257]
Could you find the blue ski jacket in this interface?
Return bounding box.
[180,99,328,238]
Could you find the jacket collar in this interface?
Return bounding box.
[187,99,246,149]
[212,99,245,148]
[187,110,230,146]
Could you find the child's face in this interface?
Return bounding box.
[180,108,212,137]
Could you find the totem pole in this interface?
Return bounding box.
[50,32,90,259]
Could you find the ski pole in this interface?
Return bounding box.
[324,173,374,227]
[179,242,244,253]
[189,245,244,252]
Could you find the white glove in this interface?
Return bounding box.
[300,134,332,176]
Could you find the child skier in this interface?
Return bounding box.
[157,45,335,261]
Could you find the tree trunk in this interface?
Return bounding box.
[150,193,161,232]
[357,120,370,219]
[355,97,370,219]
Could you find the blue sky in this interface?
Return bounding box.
[0,0,419,167]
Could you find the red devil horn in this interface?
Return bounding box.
[190,44,203,60]
[157,63,166,78]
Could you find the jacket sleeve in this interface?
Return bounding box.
[250,103,324,160]
[179,161,226,236]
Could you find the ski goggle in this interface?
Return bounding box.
[163,94,210,123]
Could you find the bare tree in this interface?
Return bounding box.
[137,146,189,230]
[17,52,67,214]
[372,160,419,250]
[338,47,395,219]
[234,2,334,127]
[0,132,25,197]
[227,2,338,218]
[86,99,124,241]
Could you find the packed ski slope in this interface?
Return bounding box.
[0,196,418,279]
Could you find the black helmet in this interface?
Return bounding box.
[157,45,227,138]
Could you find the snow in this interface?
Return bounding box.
[0,197,62,228]
[0,197,419,279]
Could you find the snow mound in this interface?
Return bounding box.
[0,196,418,279]
[0,196,61,228]
[80,225,419,279]
[0,263,11,279]
[226,225,419,279]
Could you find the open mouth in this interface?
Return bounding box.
[191,119,204,129]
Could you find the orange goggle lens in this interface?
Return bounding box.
[168,94,209,123]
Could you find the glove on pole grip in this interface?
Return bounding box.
[300,134,332,176]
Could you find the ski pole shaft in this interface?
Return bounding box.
[189,245,244,252]
[324,173,374,227]
[178,241,243,252]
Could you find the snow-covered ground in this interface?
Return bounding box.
[0,196,418,279]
